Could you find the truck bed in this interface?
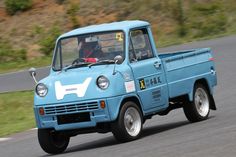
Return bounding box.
[159,48,217,100]
[159,48,206,59]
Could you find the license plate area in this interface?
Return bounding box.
[57,112,90,125]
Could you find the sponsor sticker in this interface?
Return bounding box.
[125,81,135,93]
[139,79,146,90]
[116,33,123,41]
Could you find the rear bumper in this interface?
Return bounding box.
[34,96,124,131]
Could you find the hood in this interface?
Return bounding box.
[34,64,134,105]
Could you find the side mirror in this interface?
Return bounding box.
[29,67,36,77]
[114,55,123,64]
[28,67,38,84]
[113,55,123,75]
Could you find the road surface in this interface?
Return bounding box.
[1,35,236,157]
[0,67,50,93]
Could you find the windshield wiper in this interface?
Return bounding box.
[63,62,90,72]
[88,60,115,68]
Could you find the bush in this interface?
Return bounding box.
[5,0,32,15]
[39,26,61,56]
[192,3,221,15]
[66,3,80,28]
[194,14,227,37]
[190,2,228,37]
[0,40,27,63]
[55,0,66,5]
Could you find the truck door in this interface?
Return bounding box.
[129,28,168,112]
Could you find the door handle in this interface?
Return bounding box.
[154,61,161,68]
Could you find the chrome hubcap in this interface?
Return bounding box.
[195,88,209,117]
[124,107,141,137]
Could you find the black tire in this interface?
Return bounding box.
[111,101,143,142]
[183,83,210,122]
[38,129,70,154]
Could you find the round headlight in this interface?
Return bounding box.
[36,83,48,97]
[97,76,109,90]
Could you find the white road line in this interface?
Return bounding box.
[0,138,11,142]
[30,128,38,131]
[0,66,50,76]
[0,70,25,76]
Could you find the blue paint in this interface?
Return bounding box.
[33,21,217,132]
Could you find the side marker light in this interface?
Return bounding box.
[100,101,106,109]
[39,107,45,115]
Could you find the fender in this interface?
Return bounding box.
[188,78,216,110]
[107,94,142,121]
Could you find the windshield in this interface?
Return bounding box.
[53,31,125,70]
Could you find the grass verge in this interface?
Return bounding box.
[0,56,51,74]
[0,91,35,137]
[1,28,236,75]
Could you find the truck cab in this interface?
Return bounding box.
[31,20,217,154]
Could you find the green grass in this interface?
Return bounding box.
[1,31,236,75]
[1,0,236,74]
[0,91,35,137]
[157,29,236,48]
[0,56,51,74]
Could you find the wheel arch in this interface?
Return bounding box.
[108,95,144,122]
[112,95,144,121]
[195,78,211,93]
[120,96,144,117]
[188,78,209,101]
[188,78,216,110]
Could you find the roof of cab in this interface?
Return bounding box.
[59,20,150,38]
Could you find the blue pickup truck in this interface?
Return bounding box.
[30,20,217,154]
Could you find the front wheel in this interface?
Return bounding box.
[183,83,210,122]
[38,129,70,154]
[111,101,143,142]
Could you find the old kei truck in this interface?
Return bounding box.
[29,20,217,154]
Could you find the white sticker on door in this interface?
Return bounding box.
[125,81,135,93]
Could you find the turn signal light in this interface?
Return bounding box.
[39,107,45,115]
[100,100,106,109]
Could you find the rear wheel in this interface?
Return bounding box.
[111,101,143,142]
[38,129,70,154]
[183,83,210,122]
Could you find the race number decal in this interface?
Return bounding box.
[116,33,123,41]
[139,79,146,90]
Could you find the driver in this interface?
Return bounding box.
[79,40,103,62]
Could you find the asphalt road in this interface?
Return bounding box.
[1,35,236,157]
[0,67,50,93]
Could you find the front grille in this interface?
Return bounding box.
[44,102,99,115]
[57,112,90,125]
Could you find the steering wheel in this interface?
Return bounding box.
[72,58,85,65]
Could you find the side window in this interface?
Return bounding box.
[129,28,154,62]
